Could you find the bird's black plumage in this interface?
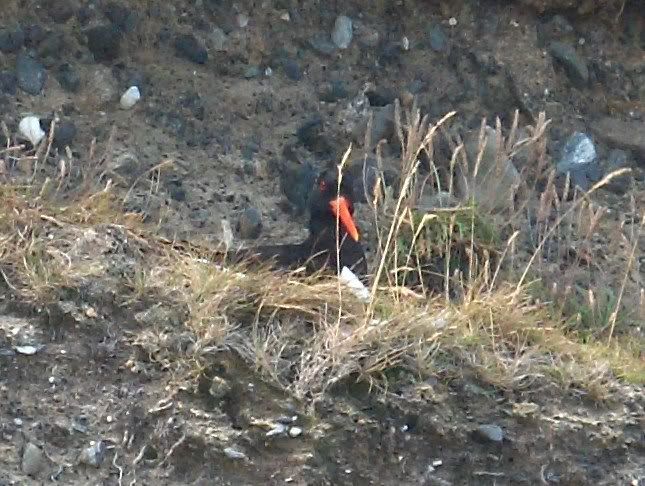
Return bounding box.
[230,168,368,277]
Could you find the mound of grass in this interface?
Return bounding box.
[0,105,642,407]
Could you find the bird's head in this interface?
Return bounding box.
[308,168,360,242]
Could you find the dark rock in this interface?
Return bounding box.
[37,31,66,59]
[52,120,77,150]
[103,2,139,34]
[174,34,208,64]
[56,63,81,92]
[590,117,645,160]
[428,24,448,52]
[0,71,17,95]
[378,40,402,66]
[77,6,95,25]
[602,149,632,194]
[44,0,76,23]
[168,180,186,201]
[352,104,395,148]
[318,80,348,102]
[123,70,147,95]
[0,26,25,53]
[296,115,331,154]
[549,41,588,88]
[86,24,122,62]
[237,207,263,239]
[473,424,504,444]
[545,14,574,38]
[16,53,47,95]
[103,2,138,33]
[365,86,395,107]
[280,162,317,214]
[282,59,302,81]
[24,24,46,47]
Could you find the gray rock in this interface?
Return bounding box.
[556,132,602,191]
[243,65,261,79]
[332,15,353,49]
[174,34,208,64]
[549,41,588,88]
[428,24,447,52]
[223,447,247,460]
[309,34,336,56]
[86,24,122,61]
[56,63,81,92]
[79,440,106,467]
[16,53,47,95]
[0,71,18,95]
[474,424,504,443]
[557,132,597,172]
[22,443,46,476]
[24,24,46,47]
[210,27,228,51]
[237,207,263,239]
[282,59,302,81]
[0,26,25,53]
[88,66,118,105]
[318,80,348,102]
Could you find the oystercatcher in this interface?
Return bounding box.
[231,168,368,277]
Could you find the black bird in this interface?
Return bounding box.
[231,168,368,277]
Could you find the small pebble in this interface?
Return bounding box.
[289,427,303,437]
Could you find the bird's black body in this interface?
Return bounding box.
[231,168,368,277]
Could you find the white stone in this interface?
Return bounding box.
[18,116,45,146]
[120,86,140,109]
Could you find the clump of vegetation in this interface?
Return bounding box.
[0,102,642,408]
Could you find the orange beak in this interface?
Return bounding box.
[329,196,360,242]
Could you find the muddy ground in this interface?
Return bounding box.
[1,0,644,484]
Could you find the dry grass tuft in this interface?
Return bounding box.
[0,105,642,405]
